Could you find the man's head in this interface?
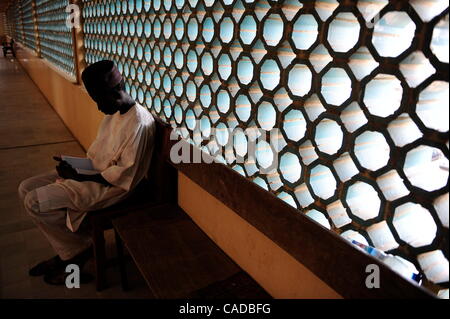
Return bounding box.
[81,60,129,115]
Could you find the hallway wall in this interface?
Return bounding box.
[15,44,103,150]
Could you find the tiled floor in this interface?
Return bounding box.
[0,57,151,298]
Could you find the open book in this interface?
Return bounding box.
[61,155,99,175]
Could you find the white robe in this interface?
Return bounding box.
[55,103,155,231]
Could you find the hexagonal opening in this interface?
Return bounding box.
[274,88,292,113]
[354,131,390,171]
[416,81,449,132]
[174,77,184,97]
[282,0,304,21]
[367,221,399,251]
[202,17,215,43]
[162,74,172,94]
[306,209,331,229]
[372,11,416,58]
[214,122,229,147]
[280,152,302,183]
[433,193,449,228]
[277,41,296,68]
[174,48,183,69]
[220,17,234,44]
[257,101,276,131]
[217,89,231,114]
[309,44,332,73]
[400,51,436,88]
[255,140,275,170]
[288,64,312,97]
[321,67,352,106]
[240,15,257,45]
[327,200,352,228]
[278,191,297,208]
[299,140,319,166]
[348,46,379,80]
[250,40,267,64]
[184,110,197,131]
[363,74,402,118]
[187,17,199,41]
[263,14,284,47]
[283,109,307,142]
[357,0,388,23]
[153,18,162,39]
[163,46,172,67]
[333,152,359,182]
[294,183,315,207]
[187,49,199,73]
[403,145,449,192]
[340,102,368,133]
[163,99,172,118]
[267,171,283,191]
[237,55,254,85]
[302,94,324,122]
[410,0,448,22]
[163,18,172,40]
[327,12,360,53]
[235,94,252,123]
[418,250,449,284]
[174,17,185,40]
[314,118,344,155]
[315,0,339,21]
[346,181,381,221]
[376,170,410,201]
[200,115,211,138]
[260,59,281,90]
[393,202,437,247]
[253,176,269,191]
[387,113,423,147]
[201,52,214,75]
[199,84,212,108]
[217,53,232,81]
[309,164,337,200]
[186,80,197,102]
[292,14,318,50]
[431,14,449,63]
[233,128,248,157]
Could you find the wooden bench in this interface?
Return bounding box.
[112,204,271,298]
[87,116,177,291]
[109,133,434,299]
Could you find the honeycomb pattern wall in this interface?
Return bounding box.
[5,0,76,76]
[35,0,75,75]
[21,0,37,51]
[3,0,448,296]
[81,0,449,295]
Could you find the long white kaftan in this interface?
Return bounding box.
[55,103,155,231]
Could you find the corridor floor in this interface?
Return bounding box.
[0,57,150,298]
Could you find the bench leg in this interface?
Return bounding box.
[92,222,107,292]
[114,229,128,291]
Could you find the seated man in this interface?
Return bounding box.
[2,38,15,57]
[18,60,155,285]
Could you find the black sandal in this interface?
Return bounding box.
[29,256,66,277]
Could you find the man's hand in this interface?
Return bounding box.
[55,159,80,181]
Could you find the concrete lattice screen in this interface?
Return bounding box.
[5,0,450,297]
[35,0,75,75]
[5,0,75,75]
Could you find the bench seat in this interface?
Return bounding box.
[112,204,270,299]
